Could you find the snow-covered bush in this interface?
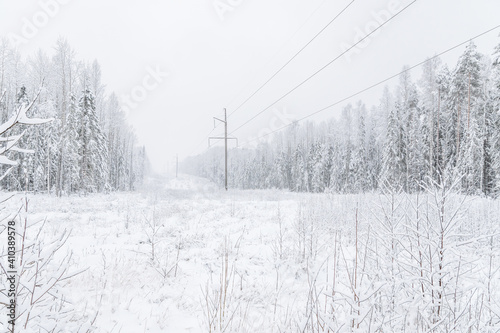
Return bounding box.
[0,89,92,332]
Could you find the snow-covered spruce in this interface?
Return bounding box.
[185,41,500,197]
[0,38,149,194]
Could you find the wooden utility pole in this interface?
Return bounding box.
[468,72,471,130]
[457,104,461,159]
[47,139,50,194]
[209,108,238,191]
[224,110,227,191]
[437,88,441,171]
[176,154,178,178]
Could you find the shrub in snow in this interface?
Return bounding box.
[0,89,93,331]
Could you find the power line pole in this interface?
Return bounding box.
[468,71,471,130]
[224,110,227,191]
[176,154,178,178]
[209,108,238,191]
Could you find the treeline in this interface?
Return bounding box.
[0,38,150,194]
[184,41,500,196]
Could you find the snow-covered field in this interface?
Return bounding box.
[1,175,499,332]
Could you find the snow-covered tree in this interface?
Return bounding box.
[77,89,108,193]
[185,40,500,197]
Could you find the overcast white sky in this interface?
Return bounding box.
[1,0,499,173]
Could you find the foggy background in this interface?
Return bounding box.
[1,0,499,172]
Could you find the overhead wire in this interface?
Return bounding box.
[229,0,417,136]
[225,0,332,112]
[237,23,500,147]
[227,0,356,118]
[187,0,353,156]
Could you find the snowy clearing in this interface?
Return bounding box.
[1,174,499,332]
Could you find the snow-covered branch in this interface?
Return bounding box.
[0,88,53,170]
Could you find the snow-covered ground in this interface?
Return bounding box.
[1,174,499,332]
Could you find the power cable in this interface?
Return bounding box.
[227,0,356,118]
[229,0,417,136]
[237,24,500,147]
